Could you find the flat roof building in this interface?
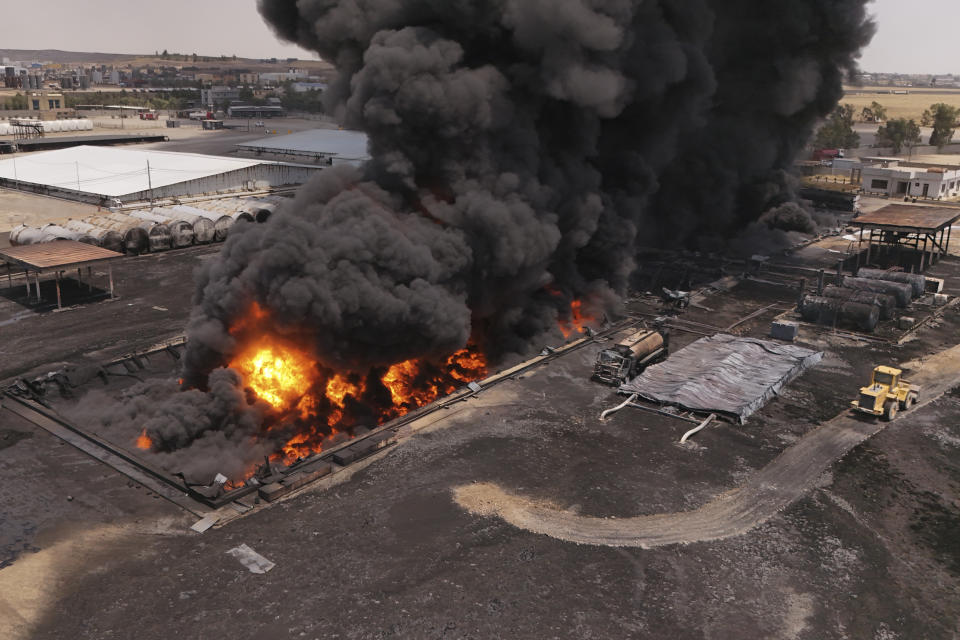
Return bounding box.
[862,162,960,201]
[0,146,321,204]
[235,128,369,166]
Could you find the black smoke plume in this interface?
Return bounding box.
[90,0,875,478]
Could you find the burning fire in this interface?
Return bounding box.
[135,428,153,451]
[222,304,489,473]
[558,299,596,338]
[232,342,316,410]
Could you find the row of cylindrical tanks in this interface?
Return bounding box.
[800,269,927,332]
[9,195,286,255]
[0,119,94,135]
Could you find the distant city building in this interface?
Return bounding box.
[291,82,328,93]
[26,91,65,114]
[201,86,241,106]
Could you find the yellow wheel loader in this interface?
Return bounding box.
[850,366,919,421]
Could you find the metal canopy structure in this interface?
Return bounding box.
[1,240,123,309]
[236,129,370,166]
[853,204,960,273]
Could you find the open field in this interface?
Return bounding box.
[843,87,960,121]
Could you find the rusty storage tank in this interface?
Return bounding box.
[238,198,277,223]
[821,286,896,321]
[9,224,65,245]
[41,224,95,242]
[127,210,173,252]
[87,214,150,255]
[800,295,880,332]
[857,268,926,298]
[841,277,912,308]
[64,220,124,253]
[154,207,215,244]
[198,198,256,224]
[170,205,233,242]
[138,209,195,248]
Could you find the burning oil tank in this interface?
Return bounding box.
[64,220,124,253]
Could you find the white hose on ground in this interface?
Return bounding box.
[680,413,717,444]
[600,393,638,421]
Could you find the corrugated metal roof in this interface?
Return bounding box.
[236,128,369,161]
[0,146,265,198]
[854,205,960,231]
[0,239,123,270]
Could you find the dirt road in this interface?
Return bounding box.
[455,343,960,548]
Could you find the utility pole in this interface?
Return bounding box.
[147,158,153,205]
[75,161,80,191]
[12,151,18,191]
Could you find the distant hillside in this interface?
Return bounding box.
[0,49,330,69]
[0,49,136,64]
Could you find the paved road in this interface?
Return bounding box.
[456,342,960,548]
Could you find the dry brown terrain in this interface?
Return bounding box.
[843,87,960,121]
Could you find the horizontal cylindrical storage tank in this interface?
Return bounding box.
[41,223,95,243]
[65,220,124,253]
[801,296,880,332]
[135,209,191,247]
[9,224,61,246]
[0,122,10,135]
[857,268,926,298]
[841,277,912,308]
[153,207,214,244]
[90,214,151,254]
[146,223,172,252]
[821,286,896,321]
[245,198,282,223]
[170,205,234,241]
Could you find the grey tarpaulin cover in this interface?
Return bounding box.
[618,334,823,423]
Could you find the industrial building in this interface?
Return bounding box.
[235,128,370,166]
[859,158,960,200]
[0,146,322,204]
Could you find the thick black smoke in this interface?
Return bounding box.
[181,0,873,385]
[96,0,872,477]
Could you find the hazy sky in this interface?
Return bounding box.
[2,0,958,74]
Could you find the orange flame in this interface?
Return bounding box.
[559,299,595,338]
[135,428,153,451]
[223,303,489,480]
[230,341,316,412]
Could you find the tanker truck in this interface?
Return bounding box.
[592,328,669,386]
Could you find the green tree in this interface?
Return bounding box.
[875,118,921,155]
[921,103,960,149]
[860,101,887,122]
[161,49,169,59]
[815,104,860,149]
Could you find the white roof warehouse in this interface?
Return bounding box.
[0,146,322,204]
